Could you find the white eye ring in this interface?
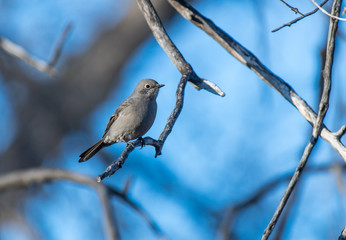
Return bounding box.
[145,84,150,89]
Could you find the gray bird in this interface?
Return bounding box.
[79,79,164,162]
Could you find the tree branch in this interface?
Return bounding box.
[97,73,188,181]
[279,0,305,16]
[167,0,346,162]
[48,23,73,67]
[272,0,329,32]
[262,0,341,238]
[137,0,225,97]
[219,163,346,239]
[0,23,71,77]
[97,0,224,181]
[0,168,118,240]
[0,37,57,77]
[0,168,165,239]
[312,0,346,21]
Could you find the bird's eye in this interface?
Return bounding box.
[145,84,150,89]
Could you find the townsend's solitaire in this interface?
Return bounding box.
[79,79,164,162]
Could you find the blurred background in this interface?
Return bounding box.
[0,0,345,239]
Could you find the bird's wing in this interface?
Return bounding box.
[102,98,134,137]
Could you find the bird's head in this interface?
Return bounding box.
[134,79,164,99]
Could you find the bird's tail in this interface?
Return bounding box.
[79,140,105,162]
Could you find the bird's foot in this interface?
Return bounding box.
[138,137,145,149]
[126,141,135,148]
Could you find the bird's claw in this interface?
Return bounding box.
[138,137,144,149]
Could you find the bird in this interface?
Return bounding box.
[79,79,164,163]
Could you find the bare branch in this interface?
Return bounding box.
[0,168,118,240]
[0,24,71,77]
[220,163,346,239]
[279,0,305,16]
[0,37,57,77]
[168,0,346,162]
[97,73,188,181]
[137,0,225,97]
[98,0,225,181]
[334,125,346,139]
[272,0,329,32]
[0,168,165,239]
[262,0,342,238]
[312,0,346,21]
[48,23,73,67]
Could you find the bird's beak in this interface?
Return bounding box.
[158,84,165,88]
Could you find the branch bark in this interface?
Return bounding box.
[272,0,329,32]
[0,168,165,239]
[98,0,225,181]
[167,0,346,162]
[262,0,341,238]
[137,0,225,97]
[0,168,118,240]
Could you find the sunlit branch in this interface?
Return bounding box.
[312,0,346,21]
[262,0,341,238]
[97,73,188,181]
[97,0,225,181]
[167,0,346,162]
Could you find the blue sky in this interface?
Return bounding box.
[0,0,345,239]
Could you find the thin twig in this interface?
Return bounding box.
[272,183,299,240]
[272,0,329,32]
[279,0,305,16]
[312,0,346,21]
[0,168,165,239]
[262,0,341,238]
[97,0,224,181]
[49,23,73,67]
[0,168,118,240]
[167,0,346,162]
[97,74,188,181]
[219,163,346,239]
[107,187,166,239]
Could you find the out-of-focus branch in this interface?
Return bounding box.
[219,163,346,240]
[0,168,118,240]
[168,0,346,162]
[0,168,165,239]
[0,0,178,232]
[0,24,71,77]
[262,0,341,238]
[98,0,224,181]
[48,23,73,67]
[272,0,329,32]
[0,37,57,76]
